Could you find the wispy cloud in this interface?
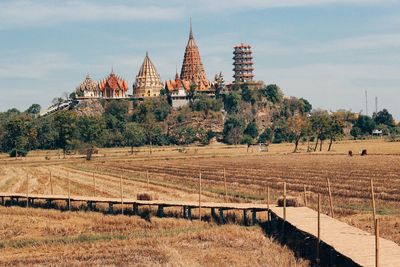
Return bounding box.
[0,52,76,79]
[0,1,183,28]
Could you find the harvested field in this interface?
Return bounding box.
[1,140,399,265]
[0,206,308,266]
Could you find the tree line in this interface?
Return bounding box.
[0,84,399,157]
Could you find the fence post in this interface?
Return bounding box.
[224,168,227,202]
[303,185,307,207]
[120,175,124,214]
[93,172,96,197]
[267,185,270,210]
[199,172,202,220]
[375,218,379,267]
[147,170,149,191]
[283,182,286,223]
[26,174,29,208]
[327,178,334,218]
[371,179,376,231]
[50,171,53,195]
[68,173,71,211]
[317,194,321,265]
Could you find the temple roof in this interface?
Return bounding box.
[180,20,210,90]
[165,75,191,92]
[76,74,97,93]
[98,70,128,92]
[135,52,162,86]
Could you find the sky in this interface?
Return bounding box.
[0,0,399,119]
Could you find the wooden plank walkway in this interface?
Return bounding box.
[271,206,400,267]
[1,192,400,266]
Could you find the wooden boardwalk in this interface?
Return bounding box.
[1,192,400,266]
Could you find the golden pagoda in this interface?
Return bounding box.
[180,20,210,91]
[98,70,129,98]
[133,52,163,98]
[75,74,99,98]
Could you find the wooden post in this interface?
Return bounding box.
[199,172,202,220]
[26,174,29,208]
[303,185,307,207]
[68,173,71,211]
[317,194,321,265]
[371,178,376,231]
[283,182,286,222]
[327,178,334,218]
[375,218,379,267]
[50,171,53,195]
[146,170,149,191]
[93,172,96,197]
[223,168,227,202]
[120,175,124,214]
[267,185,270,210]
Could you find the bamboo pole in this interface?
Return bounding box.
[120,175,124,214]
[317,193,321,265]
[146,170,149,191]
[199,172,202,220]
[50,171,53,195]
[68,173,71,211]
[93,172,96,197]
[223,168,227,202]
[303,185,307,207]
[283,182,286,222]
[375,218,380,267]
[26,174,29,208]
[327,178,334,218]
[371,178,376,231]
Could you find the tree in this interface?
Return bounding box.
[258,128,272,143]
[214,72,225,99]
[188,84,197,104]
[353,115,376,136]
[310,109,330,151]
[262,84,283,104]
[241,86,255,104]
[77,116,105,160]
[327,113,345,151]
[192,95,223,117]
[124,122,145,154]
[223,116,245,145]
[142,113,159,154]
[53,110,77,158]
[223,93,241,113]
[373,109,395,127]
[287,115,309,153]
[244,121,259,139]
[1,115,32,157]
[25,104,41,115]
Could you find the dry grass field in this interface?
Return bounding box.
[0,139,399,266]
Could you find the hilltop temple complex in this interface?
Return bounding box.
[74,20,262,105]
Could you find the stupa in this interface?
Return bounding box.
[133,52,163,98]
[75,74,99,98]
[180,20,210,91]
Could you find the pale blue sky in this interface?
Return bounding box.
[0,0,399,119]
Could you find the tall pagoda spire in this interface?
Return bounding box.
[180,19,210,90]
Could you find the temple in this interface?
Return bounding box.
[98,70,129,98]
[133,52,163,98]
[75,74,99,98]
[231,43,263,90]
[165,70,191,108]
[180,20,210,91]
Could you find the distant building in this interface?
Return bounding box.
[165,72,191,108]
[231,43,263,90]
[75,74,99,99]
[98,70,129,98]
[133,52,163,98]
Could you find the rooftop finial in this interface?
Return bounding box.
[189,17,193,39]
[111,67,114,74]
[146,51,149,57]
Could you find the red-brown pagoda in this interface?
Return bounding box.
[98,70,129,98]
[180,20,210,91]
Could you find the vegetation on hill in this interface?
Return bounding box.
[0,85,399,157]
